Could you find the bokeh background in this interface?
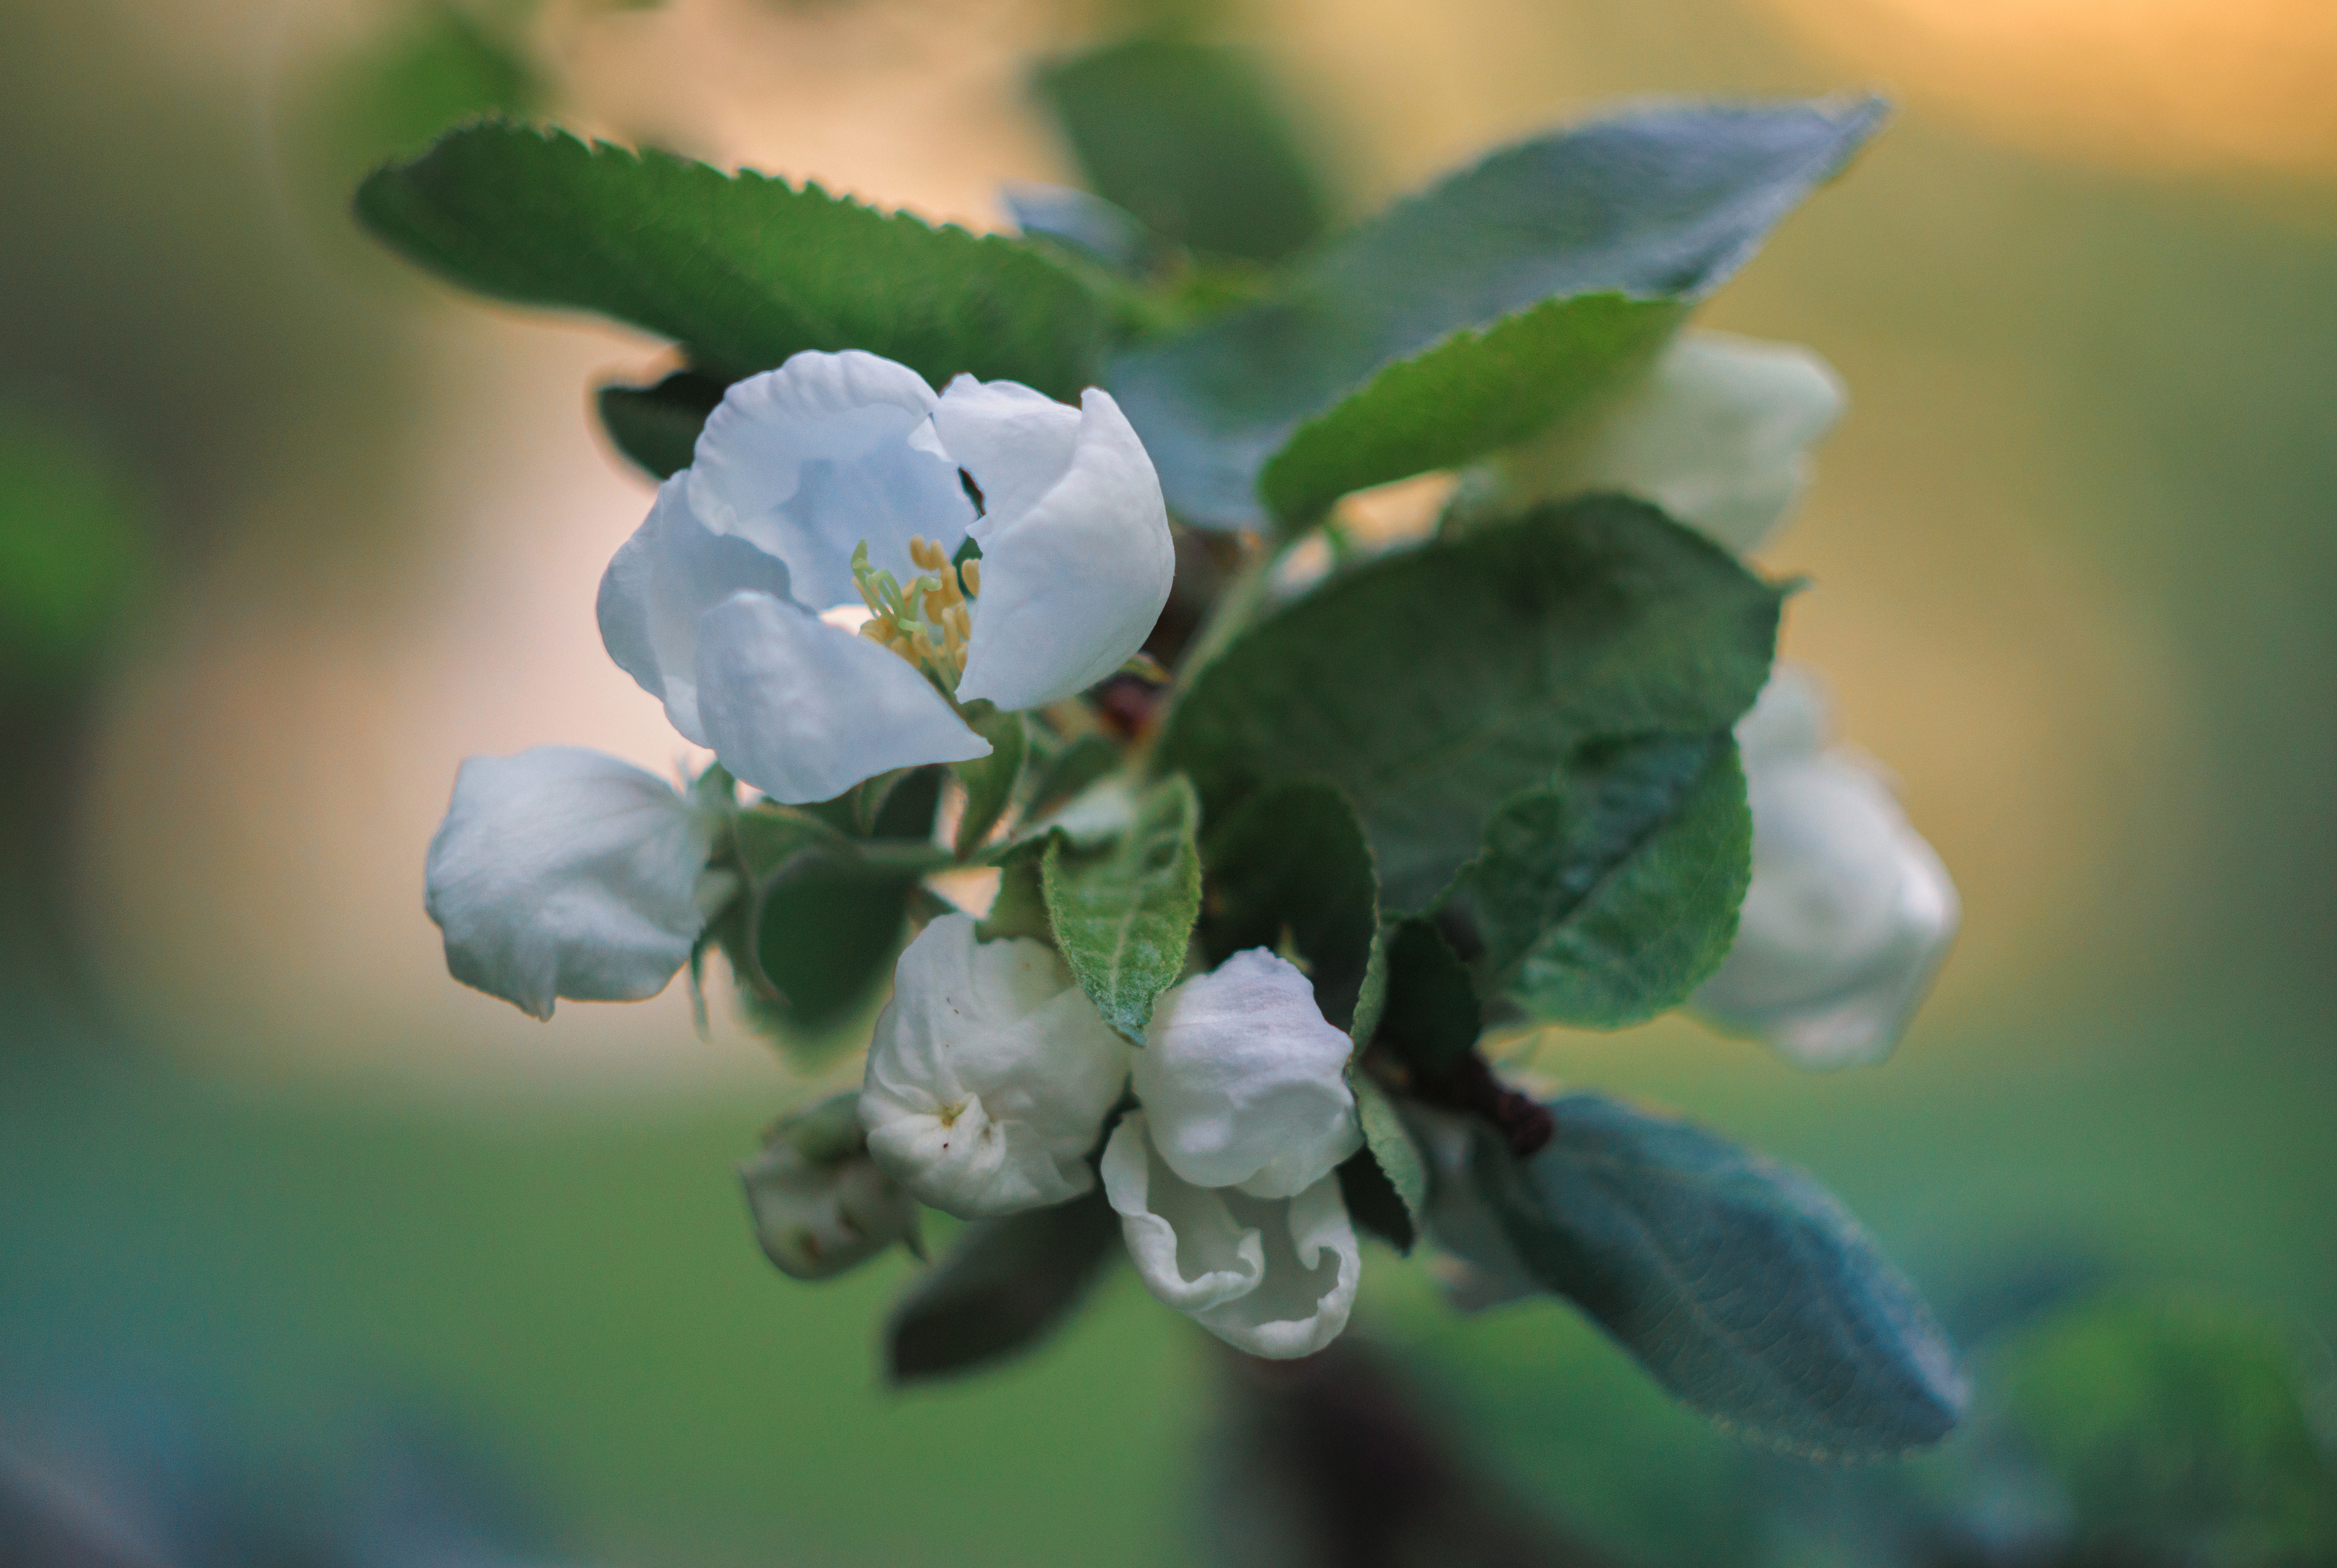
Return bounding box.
[4,0,2334,1562]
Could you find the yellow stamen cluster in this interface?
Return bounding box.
[853,535,982,687]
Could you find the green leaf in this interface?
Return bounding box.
[1197,779,1382,1037]
[1106,97,1887,529]
[0,415,154,696]
[744,832,916,1033]
[1995,1294,2337,1558]
[952,706,1028,858]
[1034,38,1333,265]
[1024,732,1122,819]
[887,1188,1122,1384]
[1337,1075,1427,1254]
[1466,733,1751,1029]
[1476,1093,1966,1457]
[1158,497,1782,913]
[595,367,725,479]
[1375,919,1480,1075]
[980,834,1057,945]
[356,121,1112,395]
[1041,774,1203,1041]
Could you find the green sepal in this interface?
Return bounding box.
[1337,1075,1428,1254]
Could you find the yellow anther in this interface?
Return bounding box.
[959,559,981,598]
[921,588,948,622]
[858,619,894,645]
[947,604,972,641]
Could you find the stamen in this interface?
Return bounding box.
[959,559,981,599]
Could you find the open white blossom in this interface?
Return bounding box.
[423,746,733,1019]
[1695,667,1960,1067]
[1134,948,1361,1198]
[1100,951,1363,1358]
[859,914,1131,1218]
[1102,1110,1362,1360]
[1493,330,1844,553]
[740,1093,921,1281]
[598,349,1173,804]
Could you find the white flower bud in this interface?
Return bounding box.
[1101,1110,1361,1360]
[740,1093,921,1281]
[1134,949,1361,1200]
[860,914,1131,1218]
[1695,668,1960,1067]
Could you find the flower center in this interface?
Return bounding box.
[850,536,981,690]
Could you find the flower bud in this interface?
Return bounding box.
[1695,668,1960,1067]
[1134,949,1361,1200]
[860,914,1131,1218]
[740,1093,921,1280]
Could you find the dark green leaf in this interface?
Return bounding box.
[1158,497,1782,912]
[1034,38,1332,264]
[1467,733,1751,1029]
[952,706,1027,857]
[1376,919,1480,1074]
[1042,774,1203,1041]
[1198,779,1381,1036]
[752,848,913,1033]
[1476,1093,1966,1457]
[1106,97,1886,528]
[1339,1075,1427,1253]
[1025,732,1122,819]
[357,121,1112,395]
[595,367,726,479]
[887,1188,1122,1384]
[869,765,946,842]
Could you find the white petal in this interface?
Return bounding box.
[598,475,795,745]
[687,350,975,609]
[423,746,720,1019]
[1696,670,1960,1067]
[1103,1112,1361,1360]
[933,374,1083,525]
[1496,330,1845,554]
[1134,949,1361,1200]
[955,387,1173,711]
[859,914,1132,1218]
[693,591,989,804]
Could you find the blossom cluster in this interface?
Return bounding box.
[423,330,1956,1359]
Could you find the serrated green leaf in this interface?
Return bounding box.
[1041,774,1203,1041]
[1158,497,1782,913]
[1197,779,1381,1037]
[595,367,725,479]
[1468,733,1751,1029]
[952,706,1027,858]
[1476,1093,1966,1458]
[1338,1075,1427,1254]
[1034,38,1333,265]
[1106,97,1886,529]
[357,121,1112,395]
[1375,919,1480,1074]
[887,1188,1122,1384]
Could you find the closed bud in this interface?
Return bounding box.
[741,1092,921,1281]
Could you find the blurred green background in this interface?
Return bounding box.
[3,0,2333,1562]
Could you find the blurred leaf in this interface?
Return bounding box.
[1158,497,1781,912]
[0,417,154,697]
[887,1189,1122,1384]
[1197,778,1383,1038]
[1467,733,1750,1029]
[1476,1093,1967,1458]
[1106,97,1886,529]
[1034,38,1332,264]
[1002,181,1158,276]
[357,123,1112,395]
[1339,1076,1426,1253]
[1025,732,1121,819]
[953,706,1028,857]
[1375,919,1480,1074]
[869,764,946,842]
[1996,1294,2337,1561]
[1042,774,1203,1041]
[594,368,726,479]
[980,836,1055,945]
[745,832,915,1033]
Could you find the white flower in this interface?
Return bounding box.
[859,914,1132,1218]
[740,1093,922,1281]
[598,349,1174,804]
[1101,1110,1361,1360]
[1134,948,1361,1198]
[1100,950,1364,1358]
[1492,330,1844,553]
[423,746,734,1019]
[1695,667,1960,1067]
